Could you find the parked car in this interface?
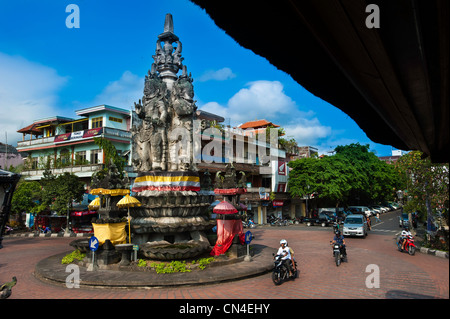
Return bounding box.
[399,213,409,227]
[399,212,419,228]
[343,214,368,237]
[369,206,382,215]
[372,205,388,214]
[303,212,334,227]
[348,206,372,217]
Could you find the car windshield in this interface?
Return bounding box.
[345,217,363,224]
[401,213,408,219]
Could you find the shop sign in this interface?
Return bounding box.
[273,200,284,207]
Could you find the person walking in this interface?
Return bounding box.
[375,212,381,223]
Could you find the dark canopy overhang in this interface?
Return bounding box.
[190,0,449,163]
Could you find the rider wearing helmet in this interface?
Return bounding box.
[276,239,294,277]
[330,230,347,258]
[400,227,412,251]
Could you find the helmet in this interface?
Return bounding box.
[280,239,287,246]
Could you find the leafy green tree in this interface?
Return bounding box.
[395,151,449,236]
[41,172,85,215]
[11,181,45,227]
[288,155,358,207]
[288,143,400,208]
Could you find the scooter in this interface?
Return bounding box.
[272,254,297,285]
[332,242,347,266]
[397,235,416,256]
[243,218,256,228]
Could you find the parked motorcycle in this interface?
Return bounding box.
[332,243,347,266]
[397,234,416,256]
[243,218,256,228]
[272,254,298,285]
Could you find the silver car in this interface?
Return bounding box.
[343,214,368,238]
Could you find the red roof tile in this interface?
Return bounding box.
[238,119,280,129]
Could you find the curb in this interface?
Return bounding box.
[5,232,92,238]
[419,247,449,259]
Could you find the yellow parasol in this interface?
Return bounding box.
[88,197,101,210]
[116,195,141,244]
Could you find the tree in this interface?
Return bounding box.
[288,143,400,209]
[288,155,359,207]
[395,151,449,248]
[41,172,85,216]
[335,143,398,203]
[11,181,44,227]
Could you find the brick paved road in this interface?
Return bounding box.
[1,227,448,300]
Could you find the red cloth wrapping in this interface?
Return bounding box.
[210,219,245,256]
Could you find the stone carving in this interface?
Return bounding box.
[168,66,197,171]
[128,14,214,260]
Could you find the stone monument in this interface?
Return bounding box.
[129,14,214,260]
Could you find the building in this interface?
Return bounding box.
[16,107,312,225]
[16,104,132,184]
[0,143,24,169]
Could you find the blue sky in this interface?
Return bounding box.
[0,0,398,156]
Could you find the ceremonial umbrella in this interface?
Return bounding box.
[213,200,238,215]
[116,195,141,243]
[88,197,101,210]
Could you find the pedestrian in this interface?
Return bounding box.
[375,212,381,223]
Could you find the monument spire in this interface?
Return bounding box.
[151,13,183,89]
[163,13,174,33]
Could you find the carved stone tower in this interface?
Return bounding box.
[129,14,214,260]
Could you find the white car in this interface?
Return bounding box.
[343,214,368,238]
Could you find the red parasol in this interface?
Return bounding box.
[213,200,238,215]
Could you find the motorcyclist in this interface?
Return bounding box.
[399,227,412,251]
[285,240,297,272]
[275,239,294,277]
[330,230,347,259]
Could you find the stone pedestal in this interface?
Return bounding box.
[227,235,247,259]
[116,244,134,266]
[96,240,121,266]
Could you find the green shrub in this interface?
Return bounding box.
[61,250,86,264]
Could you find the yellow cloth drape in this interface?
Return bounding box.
[92,222,127,245]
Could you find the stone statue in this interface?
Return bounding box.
[168,66,197,171]
[134,68,169,171]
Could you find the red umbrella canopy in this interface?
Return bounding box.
[213,200,238,214]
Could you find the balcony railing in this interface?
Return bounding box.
[17,136,55,148]
[17,127,131,150]
[21,164,104,178]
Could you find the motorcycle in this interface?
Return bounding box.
[243,218,256,228]
[272,254,298,285]
[332,242,347,266]
[397,234,416,256]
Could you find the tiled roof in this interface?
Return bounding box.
[17,123,42,134]
[238,119,280,129]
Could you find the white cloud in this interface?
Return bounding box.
[0,52,68,145]
[93,70,143,108]
[284,119,332,146]
[199,80,334,147]
[198,67,236,82]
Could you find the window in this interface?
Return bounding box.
[109,116,123,123]
[31,157,38,170]
[90,149,101,164]
[75,151,87,165]
[91,117,103,128]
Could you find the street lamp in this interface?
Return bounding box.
[0,169,21,249]
[396,190,403,205]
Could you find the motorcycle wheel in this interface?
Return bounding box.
[335,253,341,267]
[272,271,282,285]
[408,245,416,256]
